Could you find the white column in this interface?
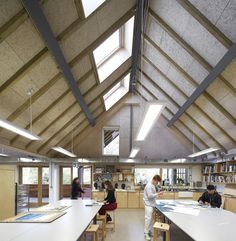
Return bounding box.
[49,161,60,204]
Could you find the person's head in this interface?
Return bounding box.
[152,175,162,186]
[207,185,216,195]
[72,177,80,185]
[104,180,114,191]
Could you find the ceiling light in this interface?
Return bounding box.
[52,147,76,157]
[129,148,140,158]
[19,157,41,163]
[0,117,41,140]
[0,153,8,157]
[136,101,165,141]
[188,148,220,158]
[170,158,187,163]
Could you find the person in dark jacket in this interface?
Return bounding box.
[198,185,222,208]
[98,181,117,221]
[71,177,85,199]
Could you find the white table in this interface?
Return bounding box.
[156,200,236,241]
[0,199,101,241]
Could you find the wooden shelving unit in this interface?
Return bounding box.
[203,160,236,184]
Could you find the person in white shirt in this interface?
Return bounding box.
[143,175,163,240]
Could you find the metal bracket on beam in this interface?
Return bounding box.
[129,0,149,92]
[168,41,236,127]
[21,0,95,126]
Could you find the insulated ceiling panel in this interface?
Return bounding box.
[42,0,78,36]
[6,19,45,63]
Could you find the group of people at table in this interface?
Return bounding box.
[71,175,222,241]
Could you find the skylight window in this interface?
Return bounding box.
[93,16,134,83]
[81,0,105,17]
[103,74,130,110]
[93,30,120,66]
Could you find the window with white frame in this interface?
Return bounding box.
[103,73,130,110]
[81,0,105,17]
[93,16,134,83]
[103,127,119,156]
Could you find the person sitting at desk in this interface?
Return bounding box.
[98,180,117,222]
[198,185,222,208]
[71,177,85,199]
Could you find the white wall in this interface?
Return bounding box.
[74,95,194,159]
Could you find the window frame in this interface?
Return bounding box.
[102,126,120,156]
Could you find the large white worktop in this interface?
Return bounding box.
[0,199,101,241]
[156,200,236,241]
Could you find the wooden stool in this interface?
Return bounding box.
[97,214,106,241]
[154,210,164,223]
[85,224,99,241]
[106,210,116,231]
[153,222,170,241]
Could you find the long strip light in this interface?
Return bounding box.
[129,148,140,158]
[0,117,41,140]
[136,101,165,141]
[19,157,41,163]
[188,147,220,158]
[0,153,8,157]
[52,147,77,157]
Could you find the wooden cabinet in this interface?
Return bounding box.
[92,191,105,201]
[139,192,144,208]
[128,192,139,208]
[116,191,127,208]
[193,192,203,201]
[224,197,236,212]
[0,165,15,220]
[159,192,175,200]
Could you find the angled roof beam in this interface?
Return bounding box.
[149,8,236,97]
[176,0,232,49]
[21,0,95,126]
[143,53,236,146]
[62,93,131,153]
[168,41,236,127]
[140,70,227,151]
[0,2,134,95]
[144,35,236,130]
[135,89,202,151]
[130,0,149,92]
[36,58,131,154]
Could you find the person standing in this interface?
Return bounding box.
[71,177,85,199]
[143,175,162,240]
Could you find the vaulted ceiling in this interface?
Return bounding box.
[0,0,235,158]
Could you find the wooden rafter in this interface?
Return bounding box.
[0,4,134,94]
[34,59,131,153]
[144,35,236,131]
[135,90,202,151]
[176,0,232,49]
[140,70,227,151]
[9,69,93,144]
[143,54,236,146]
[149,9,236,97]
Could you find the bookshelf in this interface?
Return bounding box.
[203,160,236,184]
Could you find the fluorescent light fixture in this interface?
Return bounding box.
[52,147,76,157]
[129,148,140,158]
[0,117,41,140]
[188,148,220,158]
[19,157,41,163]
[125,159,135,163]
[136,101,165,141]
[170,158,187,163]
[0,153,8,157]
[77,158,89,163]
